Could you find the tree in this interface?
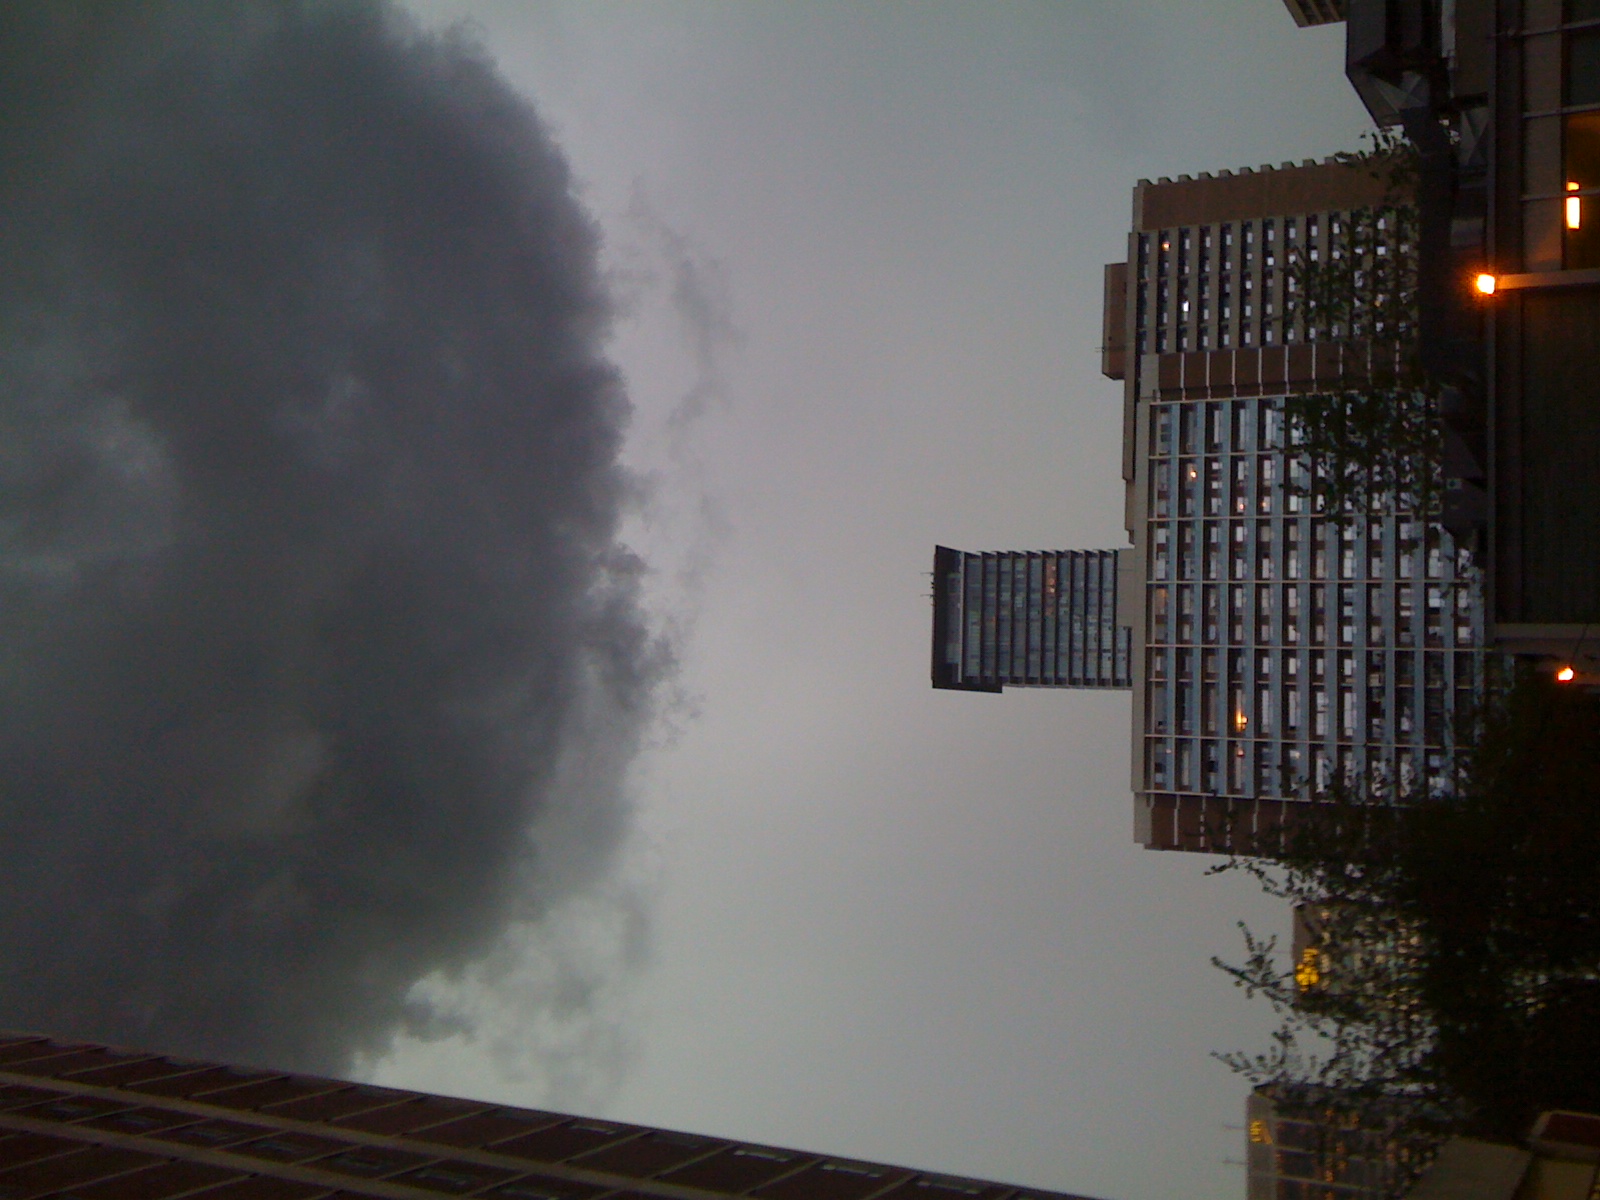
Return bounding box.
[1214,668,1600,1159]
[1281,132,1444,524]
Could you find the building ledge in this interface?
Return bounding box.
[1494,268,1600,292]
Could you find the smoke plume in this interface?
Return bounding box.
[0,0,669,1075]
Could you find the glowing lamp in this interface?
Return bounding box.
[1558,666,1576,683]
[1474,273,1497,296]
[1570,197,1583,230]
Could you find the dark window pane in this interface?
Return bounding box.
[1569,29,1600,105]
[1569,111,1600,187]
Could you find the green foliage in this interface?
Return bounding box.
[1213,669,1600,1145]
[1281,131,1443,523]
[1292,130,1420,346]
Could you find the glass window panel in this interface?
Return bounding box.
[1569,29,1600,106]
[1154,405,1174,456]
[1180,405,1199,454]
[1528,0,1562,25]
[1567,112,1600,265]
[1571,0,1600,20]
[1525,197,1566,271]
[1526,33,1562,111]
[1525,115,1562,196]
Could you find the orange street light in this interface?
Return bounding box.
[1557,666,1576,683]
[1474,273,1498,296]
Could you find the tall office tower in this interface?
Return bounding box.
[1245,1086,1432,1200]
[0,1031,1099,1200]
[1102,160,1487,853]
[930,547,1134,692]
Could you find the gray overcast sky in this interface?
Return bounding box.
[377,5,1372,1199]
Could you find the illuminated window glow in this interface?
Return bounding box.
[1474,273,1497,295]
[1295,945,1324,989]
[1558,665,1576,682]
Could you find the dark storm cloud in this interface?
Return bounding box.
[0,0,667,1073]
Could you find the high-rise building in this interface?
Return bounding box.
[0,1031,1098,1200]
[1251,1086,1600,1200]
[932,156,1491,854]
[930,547,1133,692]
[1106,160,1487,852]
[1245,1085,1435,1200]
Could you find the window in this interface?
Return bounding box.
[1368,583,1387,645]
[1149,584,1169,641]
[1257,525,1276,580]
[1258,455,1278,514]
[1153,405,1173,456]
[1567,109,1600,266]
[1260,405,1283,450]
[1179,526,1198,583]
[1570,28,1600,106]
[1231,402,1252,452]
